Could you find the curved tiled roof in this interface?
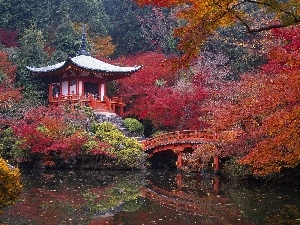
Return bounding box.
[26,55,141,74]
[26,61,65,74]
[71,55,141,72]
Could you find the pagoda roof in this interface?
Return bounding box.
[27,24,141,80]
[26,55,141,76]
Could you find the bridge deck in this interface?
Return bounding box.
[142,130,217,151]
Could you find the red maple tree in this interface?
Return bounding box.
[0,28,19,48]
[11,106,112,165]
[205,25,300,175]
[115,51,208,130]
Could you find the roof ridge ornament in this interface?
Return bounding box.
[77,24,90,56]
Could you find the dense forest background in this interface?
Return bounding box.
[0,0,269,112]
[0,0,299,177]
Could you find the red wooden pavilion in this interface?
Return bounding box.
[26,26,141,116]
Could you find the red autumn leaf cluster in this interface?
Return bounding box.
[207,25,300,175]
[11,106,112,164]
[115,52,208,130]
[0,51,21,111]
[0,28,19,48]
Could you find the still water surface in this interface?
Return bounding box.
[1,169,299,225]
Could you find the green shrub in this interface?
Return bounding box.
[92,122,145,169]
[150,130,168,137]
[123,118,144,136]
[0,128,15,157]
[0,158,22,211]
[0,128,26,161]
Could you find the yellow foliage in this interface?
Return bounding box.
[0,157,22,211]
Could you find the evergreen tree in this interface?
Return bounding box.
[138,7,178,55]
[59,0,110,36]
[0,0,52,31]
[103,0,152,56]
[13,24,48,106]
[51,16,79,58]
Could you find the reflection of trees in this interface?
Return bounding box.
[265,205,300,225]
[142,171,253,225]
[2,169,299,225]
[84,173,145,214]
[222,182,300,224]
[0,170,145,224]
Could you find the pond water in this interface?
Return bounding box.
[1,169,299,225]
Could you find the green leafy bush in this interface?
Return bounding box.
[91,122,145,169]
[0,128,16,157]
[0,128,27,161]
[0,158,22,211]
[123,118,144,136]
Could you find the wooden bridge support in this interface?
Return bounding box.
[177,173,182,189]
[213,156,220,174]
[177,151,182,172]
[213,176,220,194]
[174,148,184,173]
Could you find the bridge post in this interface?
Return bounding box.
[176,173,182,189]
[174,148,184,173]
[213,156,220,174]
[177,151,182,172]
[213,176,220,194]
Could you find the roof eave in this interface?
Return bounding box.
[26,58,142,77]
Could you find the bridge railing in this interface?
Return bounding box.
[142,130,217,151]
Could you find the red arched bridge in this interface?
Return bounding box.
[141,130,221,172]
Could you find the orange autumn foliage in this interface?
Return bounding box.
[91,36,116,59]
[135,0,300,65]
[207,26,300,175]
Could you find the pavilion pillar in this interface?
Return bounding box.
[112,104,116,113]
[76,78,79,95]
[59,79,62,97]
[119,105,124,116]
[103,82,107,98]
[98,83,102,101]
[48,84,52,103]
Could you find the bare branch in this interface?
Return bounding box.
[246,23,294,33]
[235,13,299,33]
[234,14,251,32]
[246,0,300,22]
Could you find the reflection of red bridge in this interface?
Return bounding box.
[142,186,205,213]
[142,130,220,172]
[140,181,246,224]
[141,178,220,215]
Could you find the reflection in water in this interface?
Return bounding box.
[222,181,300,224]
[0,169,299,225]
